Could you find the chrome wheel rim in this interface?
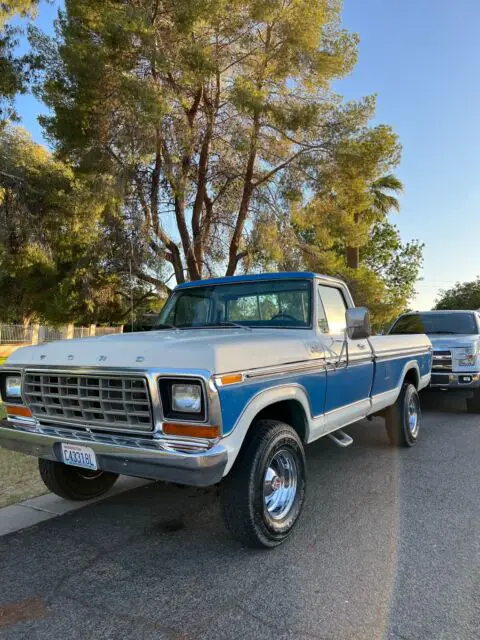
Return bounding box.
[408,395,419,438]
[263,449,298,520]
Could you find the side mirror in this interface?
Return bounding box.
[346,307,371,340]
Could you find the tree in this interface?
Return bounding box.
[346,172,403,269]
[31,0,370,287]
[0,1,39,126]
[360,220,424,310]
[0,125,157,324]
[435,278,480,311]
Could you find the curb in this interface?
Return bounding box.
[0,476,151,537]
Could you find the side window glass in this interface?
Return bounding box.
[318,285,347,334]
[317,291,329,333]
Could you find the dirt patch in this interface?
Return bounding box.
[0,596,47,628]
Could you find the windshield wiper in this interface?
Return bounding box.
[153,323,176,330]
[174,321,252,331]
[213,321,252,331]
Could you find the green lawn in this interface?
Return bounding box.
[0,369,49,507]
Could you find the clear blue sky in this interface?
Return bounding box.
[12,0,480,309]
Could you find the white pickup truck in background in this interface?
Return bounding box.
[389,310,480,413]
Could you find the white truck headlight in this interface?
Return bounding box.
[459,347,476,367]
[6,376,21,399]
[172,384,202,413]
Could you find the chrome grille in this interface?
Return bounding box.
[23,372,153,432]
[432,350,452,373]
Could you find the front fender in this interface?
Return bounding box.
[220,384,312,475]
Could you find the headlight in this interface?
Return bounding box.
[0,372,23,404]
[6,376,22,398]
[158,378,206,421]
[172,384,202,413]
[458,347,476,367]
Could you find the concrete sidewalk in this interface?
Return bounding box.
[0,476,150,537]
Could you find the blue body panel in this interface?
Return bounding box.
[371,352,431,396]
[218,351,431,436]
[324,362,374,412]
[218,369,326,435]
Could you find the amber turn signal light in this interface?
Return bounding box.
[5,405,33,418]
[163,422,220,439]
[216,373,243,386]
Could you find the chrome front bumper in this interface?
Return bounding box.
[0,420,228,487]
[430,372,480,389]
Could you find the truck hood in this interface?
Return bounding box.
[428,334,479,350]
[5,328,316,375]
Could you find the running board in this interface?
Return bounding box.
[328,429,353,448]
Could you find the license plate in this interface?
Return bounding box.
[61,444,98,471]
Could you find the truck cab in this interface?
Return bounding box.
[388,310,480,412]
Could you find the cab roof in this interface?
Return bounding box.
[402,310,479,315]
[175,272,343,290]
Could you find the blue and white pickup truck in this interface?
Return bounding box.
[0,272,432,547]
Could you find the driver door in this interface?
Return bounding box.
[317,284,373,417]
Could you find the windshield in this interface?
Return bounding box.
[157,279,312,329]
[390,312,478,335]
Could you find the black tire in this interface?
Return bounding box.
[385,383,420,447]
[466,389,480,413]
[38,459,119,501]
[220,419,306,548]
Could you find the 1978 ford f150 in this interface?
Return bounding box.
[0,273,432,547]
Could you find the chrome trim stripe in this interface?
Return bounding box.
[244,358,326,380]
[374,347,432,359]
[314,397,368,420]
[375,349,431,362]
[219,348,427,382]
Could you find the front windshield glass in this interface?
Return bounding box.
[390,312,478,335]
[157,279,312,329]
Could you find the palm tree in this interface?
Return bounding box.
[346,173,403,269]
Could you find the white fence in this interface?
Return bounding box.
[0,325,33,344]
[0,323,123,345]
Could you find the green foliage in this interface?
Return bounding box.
[0,126,160,324]
[435,278,480,311]
[0,1,39,125]
[31,0,366,283]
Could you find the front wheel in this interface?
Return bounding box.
[385,383,420,447]
[38,459,119,501]
[221,419,306,548]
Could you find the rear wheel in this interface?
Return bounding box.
[385,383,420,447]
[38,459,119,500]
[221,419,306,548]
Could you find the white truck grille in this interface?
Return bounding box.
[23,372,153,432]
[432,350,452,373]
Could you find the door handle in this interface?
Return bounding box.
[357,343,366,349]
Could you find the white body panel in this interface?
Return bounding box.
[7,328,316,374]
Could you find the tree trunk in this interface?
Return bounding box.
[346,246,359,269]
[226,115,260,276]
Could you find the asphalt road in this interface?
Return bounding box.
[0,392,479,640]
